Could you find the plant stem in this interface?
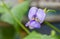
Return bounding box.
[44,21,60,33]
[2,0,30,34]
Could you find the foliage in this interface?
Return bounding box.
[0,25,15,39]
[0,1,30,39]
[0,6,5,13]
[1,1,29,25]
[24,31,58,39]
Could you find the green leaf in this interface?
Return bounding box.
[0,6,5,13]
[11,1,29,21]
[24,31,58,39]
[1,1,29,25]
[47,10,56,13]
[44,8,47,13]
[0,2,4,7]
[0,25,16,39]
[1,12,15,25]
[51,30,56,36]
[24,31,41,39]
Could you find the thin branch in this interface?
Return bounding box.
[44,21,60,33]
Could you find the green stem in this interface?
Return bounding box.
[44,21,60,33]
[2,0,30,34]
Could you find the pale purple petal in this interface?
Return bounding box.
[36,9,46,23]
[25,20,41,29]
[25,21,30,27]
[25,20,35,27]
[28,7,38,20]
[30,21,41,28]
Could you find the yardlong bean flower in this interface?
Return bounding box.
[25,7,46,29]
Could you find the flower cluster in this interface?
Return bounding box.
[25,7,46,29]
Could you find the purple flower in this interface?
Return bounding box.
[26,20,41,29]
[25,7,46,29]
[28,7,38,20]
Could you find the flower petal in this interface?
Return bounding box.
[25,21,30,27]
[29,26,34,29]
[29,20,41,29]
[36,9,46,23]
[25,20,35,27]
[28,7,38,20]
